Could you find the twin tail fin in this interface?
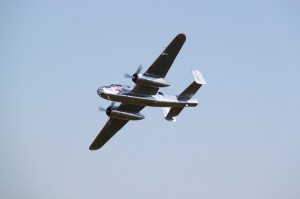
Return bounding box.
[162,70,206,122]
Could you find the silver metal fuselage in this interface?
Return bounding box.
[97,84,198,107]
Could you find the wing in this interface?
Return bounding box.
[89,103,145,150]
[145,33,186,78]
[89,118,128,150]
[130,33,186,96]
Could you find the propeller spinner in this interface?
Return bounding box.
[98,102,116,116]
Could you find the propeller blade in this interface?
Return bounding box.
[136,65,142,74]
[98,106,106,111]
[124,73,132,78]
[110,102,116,107]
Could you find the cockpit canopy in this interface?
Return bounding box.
[110,84,122,87]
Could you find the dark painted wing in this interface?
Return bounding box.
[144,33,186,78]
[130,34,186,96]
[89,104,145,150]
[89,118,129,150]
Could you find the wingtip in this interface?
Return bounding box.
[177,33,186,40]
[89,145,99,151]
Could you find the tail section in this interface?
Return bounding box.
[162,107,183,122]
[162,70,206,122]
[162,107,177,122]
[178,70,206,100]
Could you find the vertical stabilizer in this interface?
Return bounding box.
[161,107,177,122]
[162,70,205,122]
[178,70,206,100]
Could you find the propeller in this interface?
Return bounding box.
[98,102,116,113]
[110,102,116,107]
[124,65,143,80]
[124,73,132,78]
[136,65,143,74]
[98,106,106,112]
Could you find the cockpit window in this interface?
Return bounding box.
[110,84,122,87]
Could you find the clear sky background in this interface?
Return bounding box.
[1,0,300,199]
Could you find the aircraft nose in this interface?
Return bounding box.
[97,87,103,95]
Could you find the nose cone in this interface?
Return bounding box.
[97,87,103,95]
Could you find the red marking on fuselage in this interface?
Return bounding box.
[114,86,122,93]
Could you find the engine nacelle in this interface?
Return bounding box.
[107,107,145,120]
[135,74,170,88]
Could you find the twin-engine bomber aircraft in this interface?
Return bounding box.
[89,33,206,150]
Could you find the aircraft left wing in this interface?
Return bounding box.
[89,103,145,150]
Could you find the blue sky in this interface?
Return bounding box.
[1,0,300,199]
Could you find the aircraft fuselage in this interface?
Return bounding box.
[97,84,198,107]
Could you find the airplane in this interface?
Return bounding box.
[89,33,206,150]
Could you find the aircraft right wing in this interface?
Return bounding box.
[130,33,186,96]
[89,118,129,150]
